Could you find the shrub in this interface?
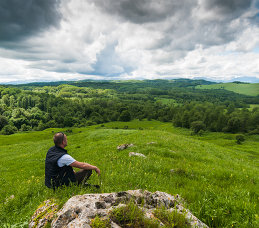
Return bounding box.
[236,134,245,144]
[119,110,131,122]
[191,121,206,134]
[20,124,32,132]
[86,121,95,126]
[1,125,17,135]
[198,129,205,136]
[0,115,8,130]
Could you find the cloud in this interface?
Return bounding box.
[0,0,61,41]
[0,0,258,83]
[94,0,195,24]
[202,0,252,15]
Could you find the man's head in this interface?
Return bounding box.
[53,132,67,148]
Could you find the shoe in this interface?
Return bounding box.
[92,184,100,189]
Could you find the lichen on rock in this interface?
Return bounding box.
[49,190,208,228]
[29,199,58,228]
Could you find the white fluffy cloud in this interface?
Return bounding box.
[0,0,258,83]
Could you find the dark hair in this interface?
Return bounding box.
[53,132,65,146]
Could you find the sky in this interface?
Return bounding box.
[0,0,259,84]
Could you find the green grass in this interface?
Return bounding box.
[0,120,258,227]
[196,83,259,96]
[155,98,178,105]
[109,201,162,227]
[249,104,259,110]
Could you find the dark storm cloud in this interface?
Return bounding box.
[203,0,252,15]
[0,0,61,41]
[94,0,254,24]
[0,0,258,83]
[94,0,195,24]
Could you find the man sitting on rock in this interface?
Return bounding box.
[45,132,100,189]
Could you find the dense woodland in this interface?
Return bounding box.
[0,79,259,135]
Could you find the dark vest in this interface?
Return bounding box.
[45,146,76,189]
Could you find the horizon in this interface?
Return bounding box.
[1,76,259,86]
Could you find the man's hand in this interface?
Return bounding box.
[94,166,101,175]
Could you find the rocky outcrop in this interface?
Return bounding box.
[46,190,208,228]
[129,152,146,158]
[29,199,58,228]
[117,143,134,150]
[147,142,156,145]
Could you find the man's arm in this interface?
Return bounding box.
[70,161,101,175]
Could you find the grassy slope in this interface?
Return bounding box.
[196,83,259,96]
[0,120,258,227]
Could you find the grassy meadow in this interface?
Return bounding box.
[0,120,258,227]
[196,83,259,96]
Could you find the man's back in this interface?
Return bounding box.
[45,145,76,188]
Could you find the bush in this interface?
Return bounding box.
[1,125,18,135]
[86,121,95,126]
[248,127,259,135]
[198,129,205,136]
[191,121,206,134]
[236,134,245,144]
[37,121,46,131]
[119,110,131,122]
[0,115,8,130]
[20,124,32,132]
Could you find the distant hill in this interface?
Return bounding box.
[8,78,216,89]
[229,76,259,83]
[196,82,259,96]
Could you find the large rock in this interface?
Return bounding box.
[117,143,134,150]
[29,199,58,228]
[50,190,208,228]
[129,152,146,158]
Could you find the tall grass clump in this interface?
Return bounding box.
[109,201,160,227]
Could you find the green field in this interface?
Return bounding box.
[196,83,259,96]
[155,97,178,105]
[0,120,258,227]
[249,104,259,110]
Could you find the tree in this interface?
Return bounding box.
[119,110,131,122]
[64,116,74,127]
[0,115,8,130]
[191,121,206,134]
[1,125,17,135]
[1,94,10,106]
[37,121,46,131]
[20,124,32,132]
[226,117,241,133]
[90,112,104,124]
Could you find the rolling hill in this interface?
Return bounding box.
[0,120,258,227]
[196,82,259,96]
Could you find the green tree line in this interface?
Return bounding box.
[0,83,258,135]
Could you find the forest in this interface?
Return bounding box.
[0,79,259,135]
